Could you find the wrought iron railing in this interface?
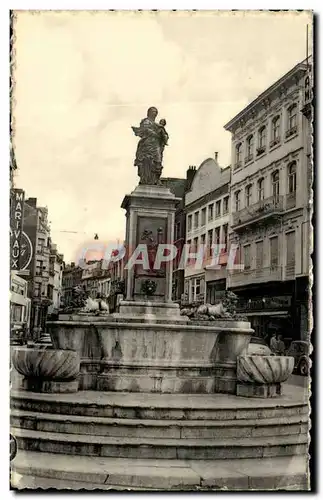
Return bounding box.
[228,266,282,287]
[232,195,284,227]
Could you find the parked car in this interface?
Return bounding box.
[245,336,272,356]
[286,341,310,376]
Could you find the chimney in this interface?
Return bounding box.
[186,165,197,191]
[214,152,218,161]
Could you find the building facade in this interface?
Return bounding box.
[62,263,83,307]
[161,167,197,303]
[81,260,111,299]
[10,271,31,333]
[224,59,312,342]
[184,155,231,305]
[48,243,64,317]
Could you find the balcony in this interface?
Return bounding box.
[228,266,282,288]
[35,270,49,278]
[285,191,296,210]
[245,154,254,164]
[256,145,266,156]
[232,195,285,230]
[234,161,242,171]
[285,263,295,280]
[270,137,280,148]
[285,126,298,139]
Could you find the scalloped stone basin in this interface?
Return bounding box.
[12,347,80,381]
[237,355,295,384]
[47,315,253,393]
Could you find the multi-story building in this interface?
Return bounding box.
[81,260,111,299]
[62,263,83,307]
[183,155,231,305]
[161,166,197,303]
[224,58,312,342]
[10,271,31,336]
[48,243,64,317]
[23,198,53,336]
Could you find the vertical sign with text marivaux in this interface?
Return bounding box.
[10,189,25,271]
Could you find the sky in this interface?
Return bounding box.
[12,10,312,262]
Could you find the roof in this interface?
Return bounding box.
[224,58,310,131]
[161,177,186,199]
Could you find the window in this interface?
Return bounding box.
[287,104,297,132]
[272,170,280,200]
[193,237,198,252]
[187,239,191,250]
[187,215,192,232]
[246,135,254,160]
[200,233,206,250]
[243,244,251,270]
[194,212,199,229]
[245,184,252,207]
[223,196,229,214]
[222,224,228,251]
[271,115,281,143]
[11,304,22,323]
[234,190,241,212]
[256,241,264,269]
[208,204,214,221]
[214,227,221,245]
[286,231,295,266]
[235,143,242,167]
[195,278,201,297]
[288,162,297,193]
[34,282,41,297]
[208,229,213,257]
[201,208,206,226]
[36,260,42,275]
[270,236,279,267]
[175,222,181,241]
[257,178,264,201]
[215,200,221,217]
[258,126,266,150]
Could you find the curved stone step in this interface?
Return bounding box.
[11,451,309,490]
[11,409,309,440]
[11,389,308,421]
[11,427,308,460]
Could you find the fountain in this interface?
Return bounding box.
[10,107,309,491]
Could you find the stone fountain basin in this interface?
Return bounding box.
[237,355,295,384]
[11,347,80,381]
[47,318,253,393]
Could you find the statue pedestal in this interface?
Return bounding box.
[121,184,180,304]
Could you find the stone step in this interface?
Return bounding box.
[11,451,309,490]
[11,409,308,440]
[11,390,308,421]
[11,427,308,460]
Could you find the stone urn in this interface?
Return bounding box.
[11,347,80,393]
[236,355,295,398]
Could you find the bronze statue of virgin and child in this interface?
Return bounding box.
[131,107,169,186]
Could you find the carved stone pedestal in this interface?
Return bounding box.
[21,378,79,393]
[236,382,282,398]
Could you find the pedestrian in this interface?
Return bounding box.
[276,335,286,355]
[270,333,278,353]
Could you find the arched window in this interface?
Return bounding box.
[234,190,241,212]
[272,170,280,200]
[286,104,298,136]
[258,126,266,152]
[245,184,253,207]
[271,115,281,144]
[246,135,254,161]
[235,143,242,168]
[288,162,297,193]
[257,178,264,201]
